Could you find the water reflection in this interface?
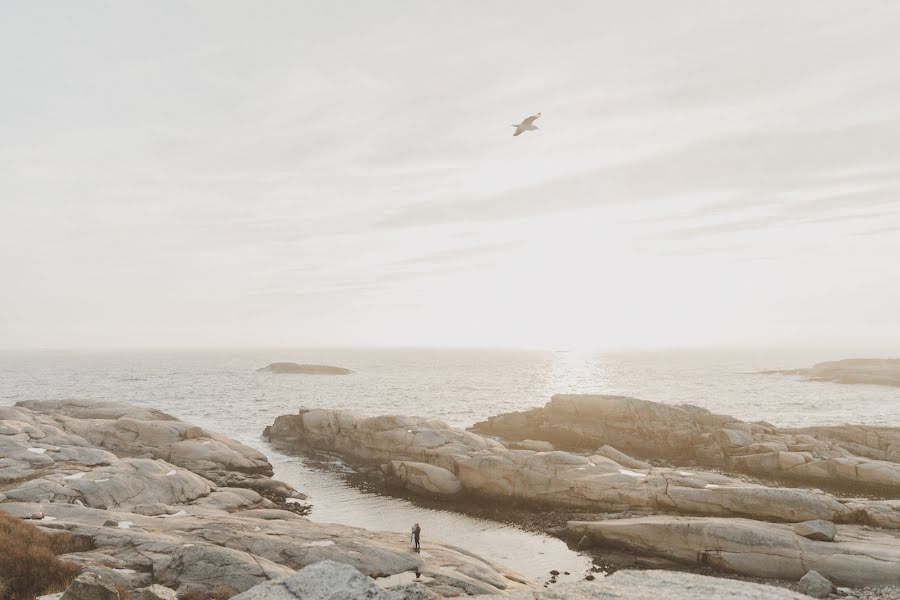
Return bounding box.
[270,452,593,583]
[545,349,608,397]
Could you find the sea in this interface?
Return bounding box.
[2,347,898,583]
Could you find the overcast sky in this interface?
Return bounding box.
[1,1,899,350]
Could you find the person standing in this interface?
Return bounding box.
[412,522,421,551]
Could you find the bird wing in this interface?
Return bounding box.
[522,113,541,126]
[512,127,524,136]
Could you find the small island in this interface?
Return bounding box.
[258,362,353,375]
[760,358,900,388]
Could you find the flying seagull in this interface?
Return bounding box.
[511,112,541,136]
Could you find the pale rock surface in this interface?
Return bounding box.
[595,445,652,470]
[233,561,813,600]
[14,399,273,478]
[471,394,900,494]
[264,408,894,526]
[568,516,900,586]
[2,495,528,596]
[2,401,528,598]
[476,569,814,599]
[130,584,179,600]
[231,560,437,600]
[390,461,462,496]
[3,458,213,508]
[60,572,120,600]
[509,439,555,452]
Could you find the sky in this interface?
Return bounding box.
[1,1,899,351]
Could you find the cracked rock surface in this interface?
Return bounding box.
[471,394,900,494]
[265,403,900,588]
[567,516,900,587]
[264,407,899,527]
[233,560,814,600]
[1,400,530,597]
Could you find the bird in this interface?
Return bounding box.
[511,112,541,136]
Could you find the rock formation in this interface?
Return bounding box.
[1,400,529,598]
[232,560,815,600]
[61,571,120,600]
[258,363,353,375]
[471,394,900,494]
[230,559,437,600]
[263,408,900,528]
[567,516,900,587]
[760,358,900,387]
[264,405,900,589]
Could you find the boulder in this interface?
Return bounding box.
[131,585,178,600]
[794,520,837,542]
[61,572,120,600]
[797,570,834,598]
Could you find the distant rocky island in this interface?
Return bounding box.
[257,362,353,375]
[760,357,900,387]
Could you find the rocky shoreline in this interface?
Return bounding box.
[0,400,529,598]
[4,396,898,599]
[263,395,900,596]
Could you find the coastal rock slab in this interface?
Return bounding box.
[235,562,814,600]
[231,560,391,600]
[14,399,273,478]
[594,445,652,470]
[1,495,529,597]
[2,400,531,598]
[568,516,900,586]
[3,458,213,508]
[265,408,869,524]
[471,394,900,495]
